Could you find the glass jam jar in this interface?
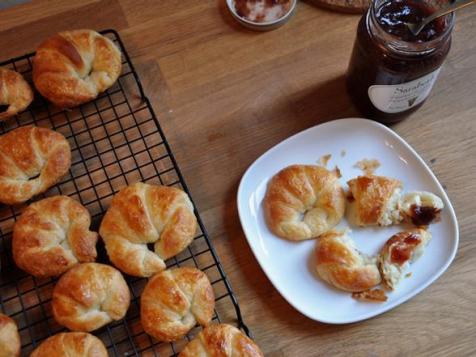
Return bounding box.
[347,0,455,124]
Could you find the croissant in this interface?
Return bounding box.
[30,332,107,357]
[141,267,214,342]
[33,29,121,108]
[13,196,98,278]
[378,228,431,290]
[347,175,403,226]
[347,175,444,227]
[264,165,345,241]
[0,67,33,121]
[0,313,20,357]
[0,126,71,205]
[99,182,197,277]
[52,263,130,332]
[179,323,264,357]
[315,230,382,292]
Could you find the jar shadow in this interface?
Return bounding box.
[288,74,360,126]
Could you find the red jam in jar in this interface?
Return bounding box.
[347,0,455,124]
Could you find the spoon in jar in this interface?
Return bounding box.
[406,0,476,36]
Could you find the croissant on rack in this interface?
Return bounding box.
[13,196,98,278]
[179,323,264,357]
[99,182,197,277]
[52,263,130,332]
[0,126,71,205]
[141,267,215,342]
[30,332,107,357]
[0,67,33,121]
[33,29,122,108]
[0,313,20,357]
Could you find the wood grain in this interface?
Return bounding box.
[1,0,475,356]
[304,0,369,13]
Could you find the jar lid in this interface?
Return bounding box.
[226,0,297,31]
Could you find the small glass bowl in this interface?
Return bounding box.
[226,0,297,31]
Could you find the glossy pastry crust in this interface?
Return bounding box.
[347,175,403,226]
[0,313,20,357]
[33,29,121,108]
[264,165,345,241]
[0,126,71,204]
[13,196,98,278]
[141,267,214,342]
[315,230,381,292]
[179,323,264,357]
[52,263,130,332]
[99,182,197,277]
[30,332,107,357]
[0,68,33,121]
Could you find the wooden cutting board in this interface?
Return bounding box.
[307,0,370,13]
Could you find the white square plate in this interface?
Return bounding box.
[237,118,458,324]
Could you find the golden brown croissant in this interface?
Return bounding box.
[378,228,431,290]
[0,68,33,121]
[347,175,403,226]
[315,230,382,292]
[347,175,444,227]
[179,323,264,357]
[99,182,197,277]
[141,267,214,342]
[0,313,20,357]
[30,332,107,357]
[33,29,121,108]
[0,126,71,205]
[52,263,130,332]
[13,196,98,278]
[264,165,345,241]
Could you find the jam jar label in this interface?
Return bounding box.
[368,68,441,113]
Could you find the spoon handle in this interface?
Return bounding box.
[423,0,476,26]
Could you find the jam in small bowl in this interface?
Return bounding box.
[226,0,297,31]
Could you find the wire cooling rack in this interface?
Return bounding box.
[0,29,250,356]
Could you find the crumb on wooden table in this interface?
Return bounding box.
[354,158,381,175]
[352,289,388,302]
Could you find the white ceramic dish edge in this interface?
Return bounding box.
[237,118,459,324]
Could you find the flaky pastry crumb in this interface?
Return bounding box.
[352,289,388,303]
[354,159,381,175]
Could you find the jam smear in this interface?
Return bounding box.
[389,233,421,265]
[0,105,9,113]
[409,204,441,226]
[346,191,355,203]
[377,0,446,43]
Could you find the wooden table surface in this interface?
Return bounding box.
[1,1,475,356]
